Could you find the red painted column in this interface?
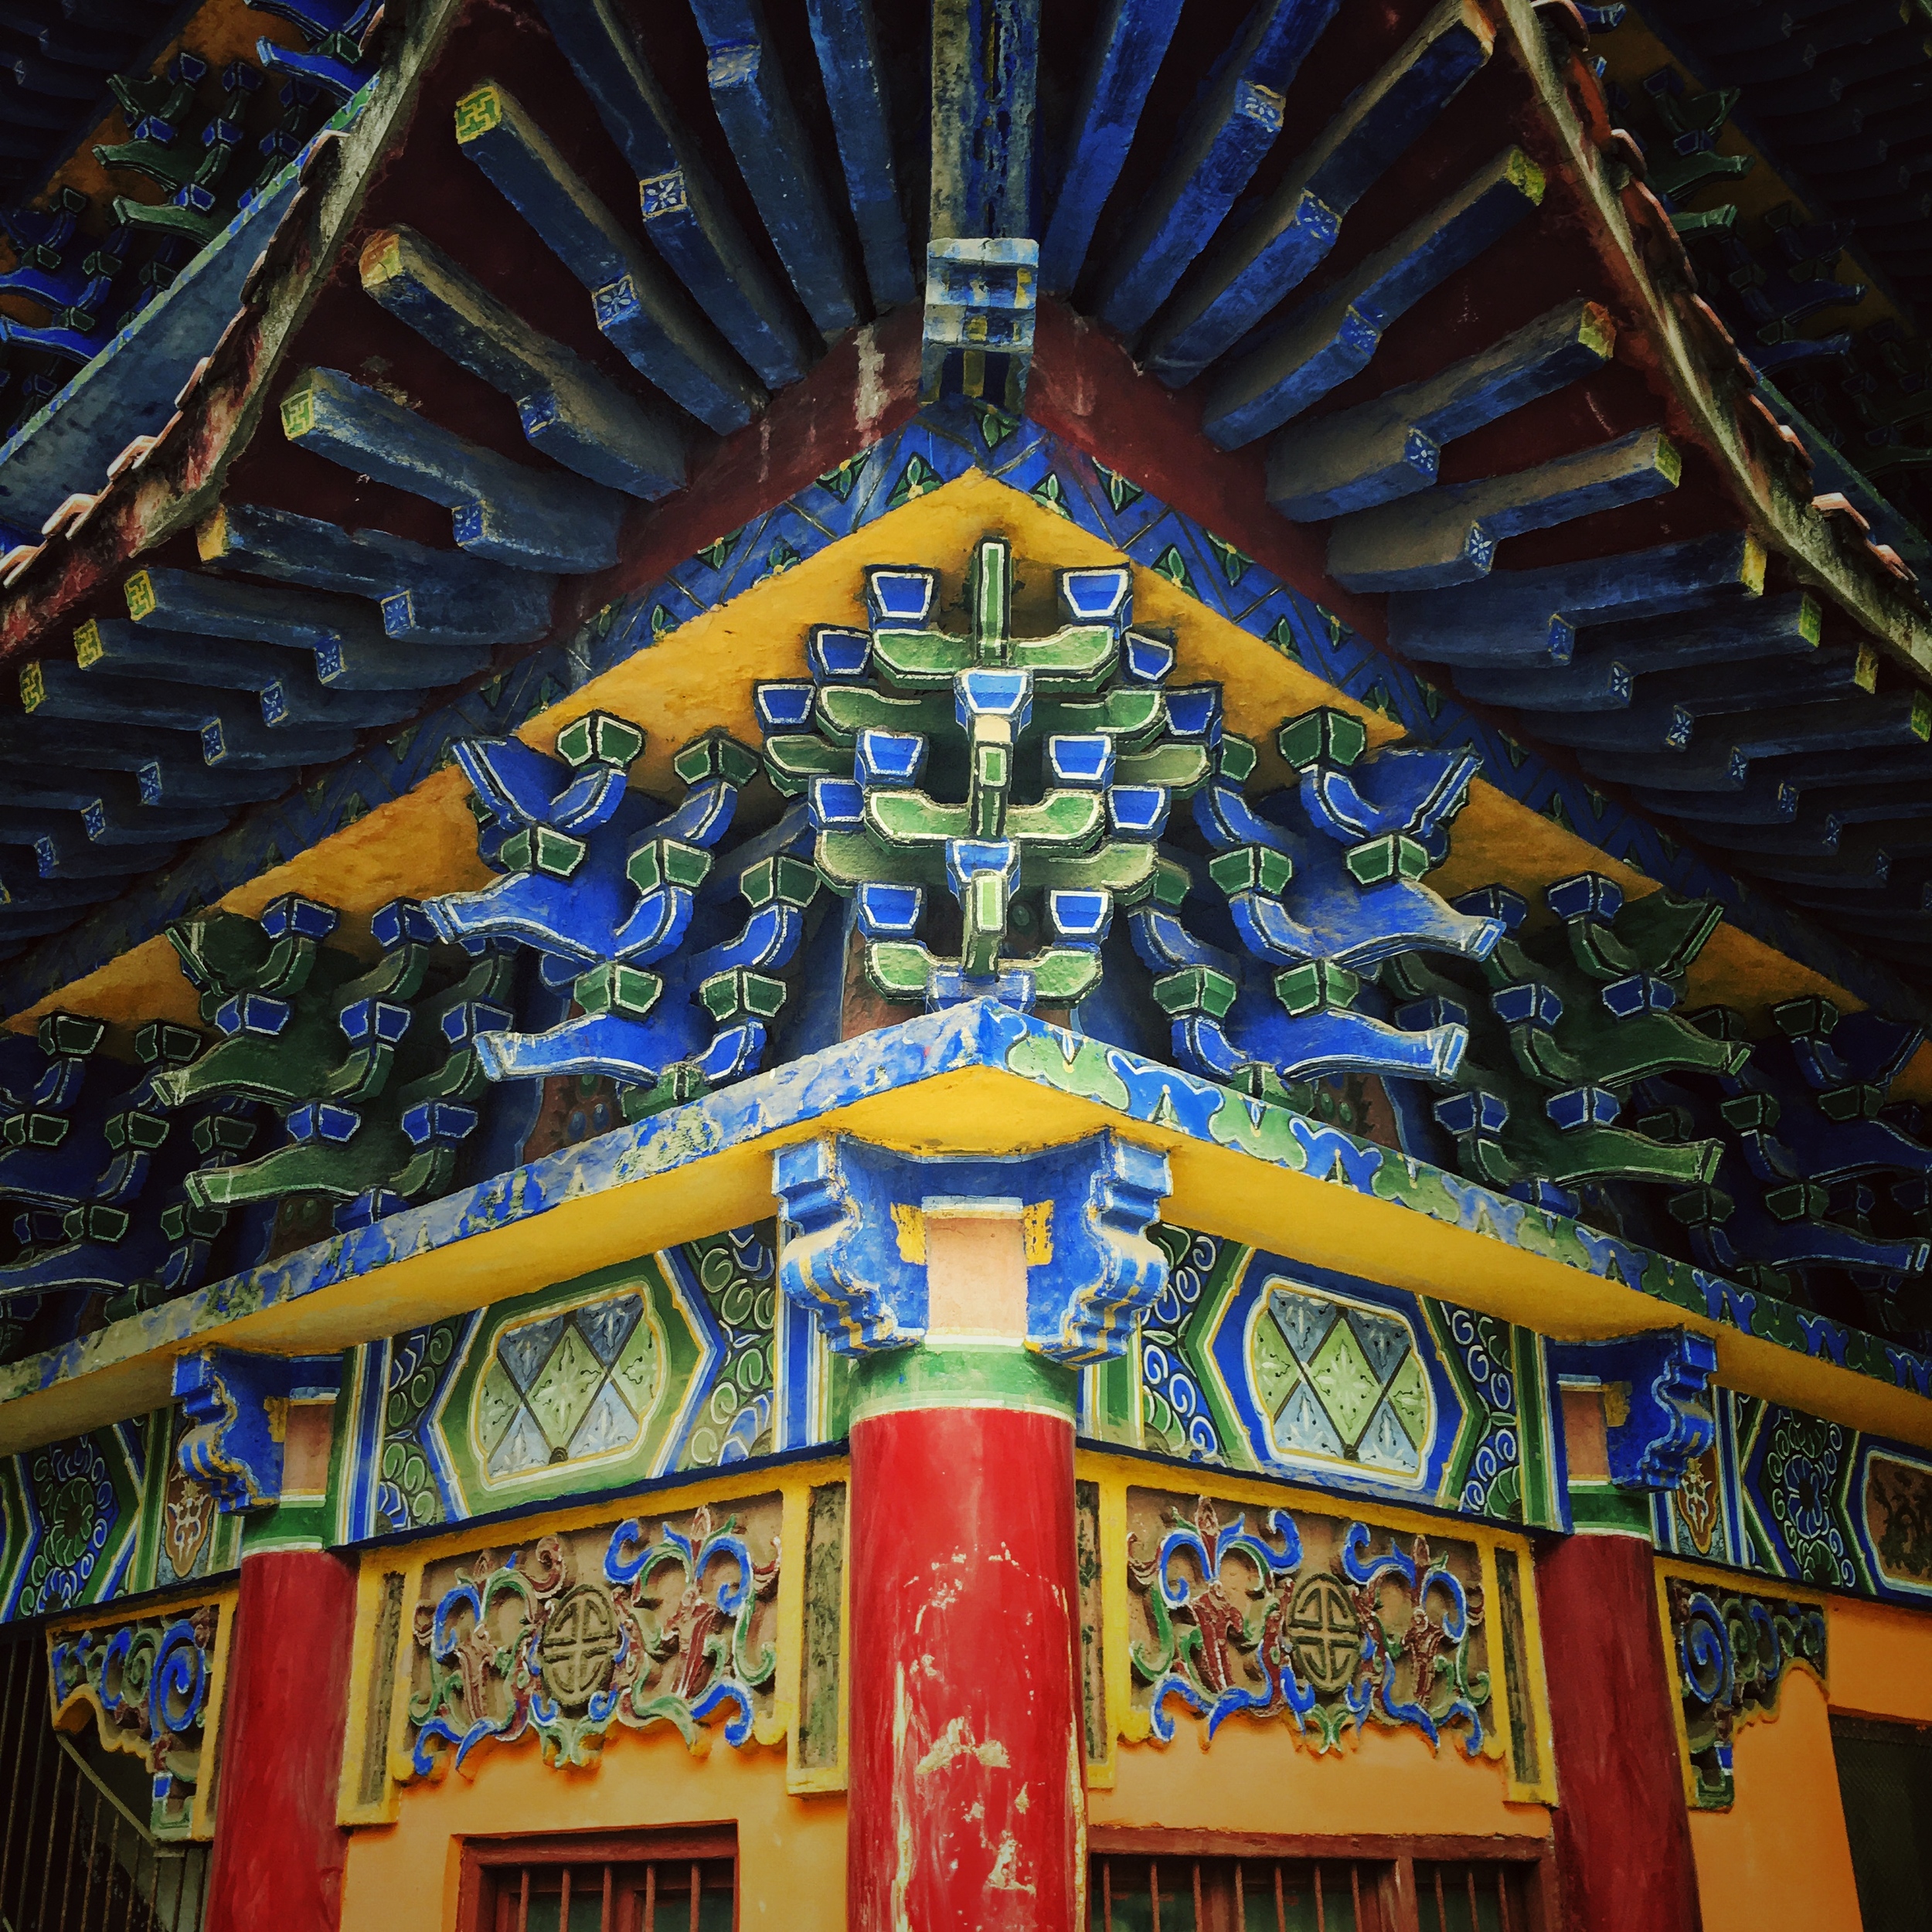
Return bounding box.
[846,1388,1085,1930]
[205,1549,359,1932]
[1536,1533,1703,1932]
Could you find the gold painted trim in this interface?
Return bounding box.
[784,1469,853,1794]
[335,1547,425,1828]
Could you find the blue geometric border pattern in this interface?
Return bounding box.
[2,401,1920,1028]
[332,1233,786,1539]
[1200,1252,1459,1501]
[1141,1243,1557,1530]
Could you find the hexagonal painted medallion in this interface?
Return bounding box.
[1247,1279,1435,1487]
[437,1254,716,1509]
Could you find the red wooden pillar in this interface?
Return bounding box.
[845,1341,1086,1930]
[205,1549,359,1932]
[848,1396,1084,1930]
[1536,1532,1703,1932]
[775,1137,1167,1930]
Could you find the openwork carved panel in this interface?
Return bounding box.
[404,1494,782,1777]
[48,1598,228,1839]
[1665,1574,1827,1810]
[1124,1487,1501,1767]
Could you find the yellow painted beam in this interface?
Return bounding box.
[5,1051,1930,1459]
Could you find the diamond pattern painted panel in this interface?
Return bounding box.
[1251,1283,1433,1485]
[474,1291,665,1485]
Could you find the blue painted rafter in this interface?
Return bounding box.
[689,0,860,339]
[533,0,813,388]
[1090,0,1340,336]
[1145,0,1497,383]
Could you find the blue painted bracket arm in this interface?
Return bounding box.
[1547,1327,1719,1489]
[772,1134,924,1352]
[773,1131,1172,1362]
[172,1347,343,1512]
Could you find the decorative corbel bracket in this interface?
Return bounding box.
[1548,1327,1719,1489]
[172,1348,342,1513]
[772,1131,1172,1363]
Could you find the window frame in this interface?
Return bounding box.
[1087,1826,1558,1932]
[455,1826,739,1932]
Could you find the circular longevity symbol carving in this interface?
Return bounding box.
[537,1585,620,1708]
[1287,1572,1362,1695]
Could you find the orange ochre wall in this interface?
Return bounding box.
[338,1735,845,1932]
[338,1716,1546,1930]
[334,1577,1932,1932]
[1684,1594,1932,1932]
[1090,1718,1549,1840]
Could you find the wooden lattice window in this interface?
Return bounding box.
[457,1829,736,1932]
[1090,1829,1555,1932]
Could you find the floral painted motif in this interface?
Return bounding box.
[1759,1406,1855,1589]
[1863,1450,1932,1596]
[1668,1578,1826,1808]
[1672,1448,1725,1561]
[379,1316,468,1532]
[1437,1305,1523,1521]
[1125,1491,1492,1760]
[19,1437,119,1616]
[156,1406,215,1587]
[406,1496,781,1776]
[49,1604,219,1838]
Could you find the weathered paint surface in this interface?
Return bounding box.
[204,1548,359,1932]
[0,0,473,664]
[1535,1533,1700,1932]
[5,998,1932,1459]
[11,417,1923,1063]
[848,1401,1084,1930]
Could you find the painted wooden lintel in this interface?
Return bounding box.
[2,998,1927,1458]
